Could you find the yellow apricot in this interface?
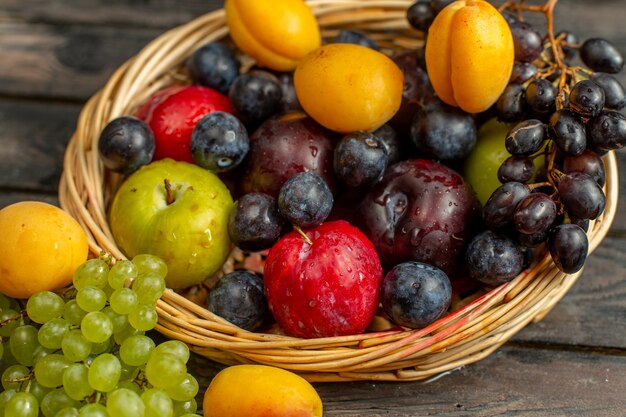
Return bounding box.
[294,43,404,133]
[226,0,321,71]
[203,365,323,417]
[0,201,89,299]
[426,0,514,113]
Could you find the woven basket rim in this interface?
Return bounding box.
[58,0,619,382]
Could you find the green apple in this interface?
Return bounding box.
[109,159,233,289]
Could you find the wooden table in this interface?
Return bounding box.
[1,1,625,415]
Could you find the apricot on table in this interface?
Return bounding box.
[225,0,321,71]
[0,201,89,299]
[294,43,404,133]
[426,0,514,113]
[203,364,323,417]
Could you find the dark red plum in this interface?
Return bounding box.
[239,112,339,197]
[356,159,481,278]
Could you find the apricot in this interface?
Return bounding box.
[425,0,514,113]
[203,365,323,417]
[0,202,89,299]
[294,44,404,133]
[225,0,321,71]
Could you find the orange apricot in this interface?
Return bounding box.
[426,0,514,113]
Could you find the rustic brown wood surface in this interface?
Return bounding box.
[1,0,625,415]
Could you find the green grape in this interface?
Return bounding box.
[33,345,56,363]
[109,288,139,315]
[128,305,158,331]
[113,326,144,345]
[142,388,173,417]
[9,325,39,366]
[172,399,197,417]
[62,300,88,327]
[88,353,121,392]
[90,337,113,355]
[145,352,186,389]
[106,388,145,417]
[0,342,4,360]
[76,287,107,312]
[26,291,65,324]
[153,340,190,363]
[55,407,79,417]
[0,292,12,310]
[62,363,94,401]
[38,318,71,350]
[165,373,199,402]
[132,254,168,279]
[78,403,108,417]
[4,391,39,417]
[103,306,129,333]
[102,284,116,299]
[120,362,137,380]
[115,380,143,396]
[34,353,71,388]
[133,273,166,305]
[0,309,21,337]
[41,388,81,417]
[0,389,17,417]
[61,330,92,362]
[73,259,109,290]
[108,260,138,289]
[81,312,113,344]
[27,379,52,403]
[179,415,200,417]
[119,334,155,366]
[2,364,30,391]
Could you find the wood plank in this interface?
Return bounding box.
[188,345,626,416]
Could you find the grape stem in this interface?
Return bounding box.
[0,310,26,327]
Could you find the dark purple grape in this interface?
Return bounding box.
[517,229,549,249]
[592,73,626,110]
[510,62,538,84]
[569,80,605,118]
[549,224,589,273]
[569,216,590,233]
[505,119,546,156]
[526,78,557,113]
[498,156,535,184]
[98,116,155,175]
[501,11,519,25]
[556,31,579,61]
[373,124,403,166]
[513,193,557,235]
[407,1,435,32]
[207,271,268,331]
[334,131,388,189]
[587,110,626,151]
[563,149,606,187]
[509,21,544,63]
[496,84,528,123]
[410,104,477,161]
[465,230,525,287]
[430,0,454,13]
[579,38,624,74]
[228,193,284,252]
[277,171,333,228]
[187,43,240,95]
[228,70,283,128]
[483,182,530,230]
[558,172,606,220]
[549,109,586,156]
[275,72,302,113]
[190,112,249,172]
[381,261,451,329]
[335,30,379,50]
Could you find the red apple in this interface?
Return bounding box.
[138,85,232,163]
[264,220,382,338]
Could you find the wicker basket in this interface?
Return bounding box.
[59,0,619,382]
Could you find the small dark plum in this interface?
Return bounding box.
[187,42,240,94]
[410,104,477,161]
[190,112,249,172]
[579,38,624,74]
[407,1,435,32]
[275,71,302,113]
[373,124,404,166]
[430,0,455,13]
[569,80,605,118]
[381,262,452,329]
[592,73,626,110]
[207,271,268,331]
[98,116,155,175]
[465,230,525,287]
[228,70,283,127]
[335,30,379,50]
[549,224,589,274]
[334,131,388,190]
[228,193,285,252]
[278,171,333,228]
